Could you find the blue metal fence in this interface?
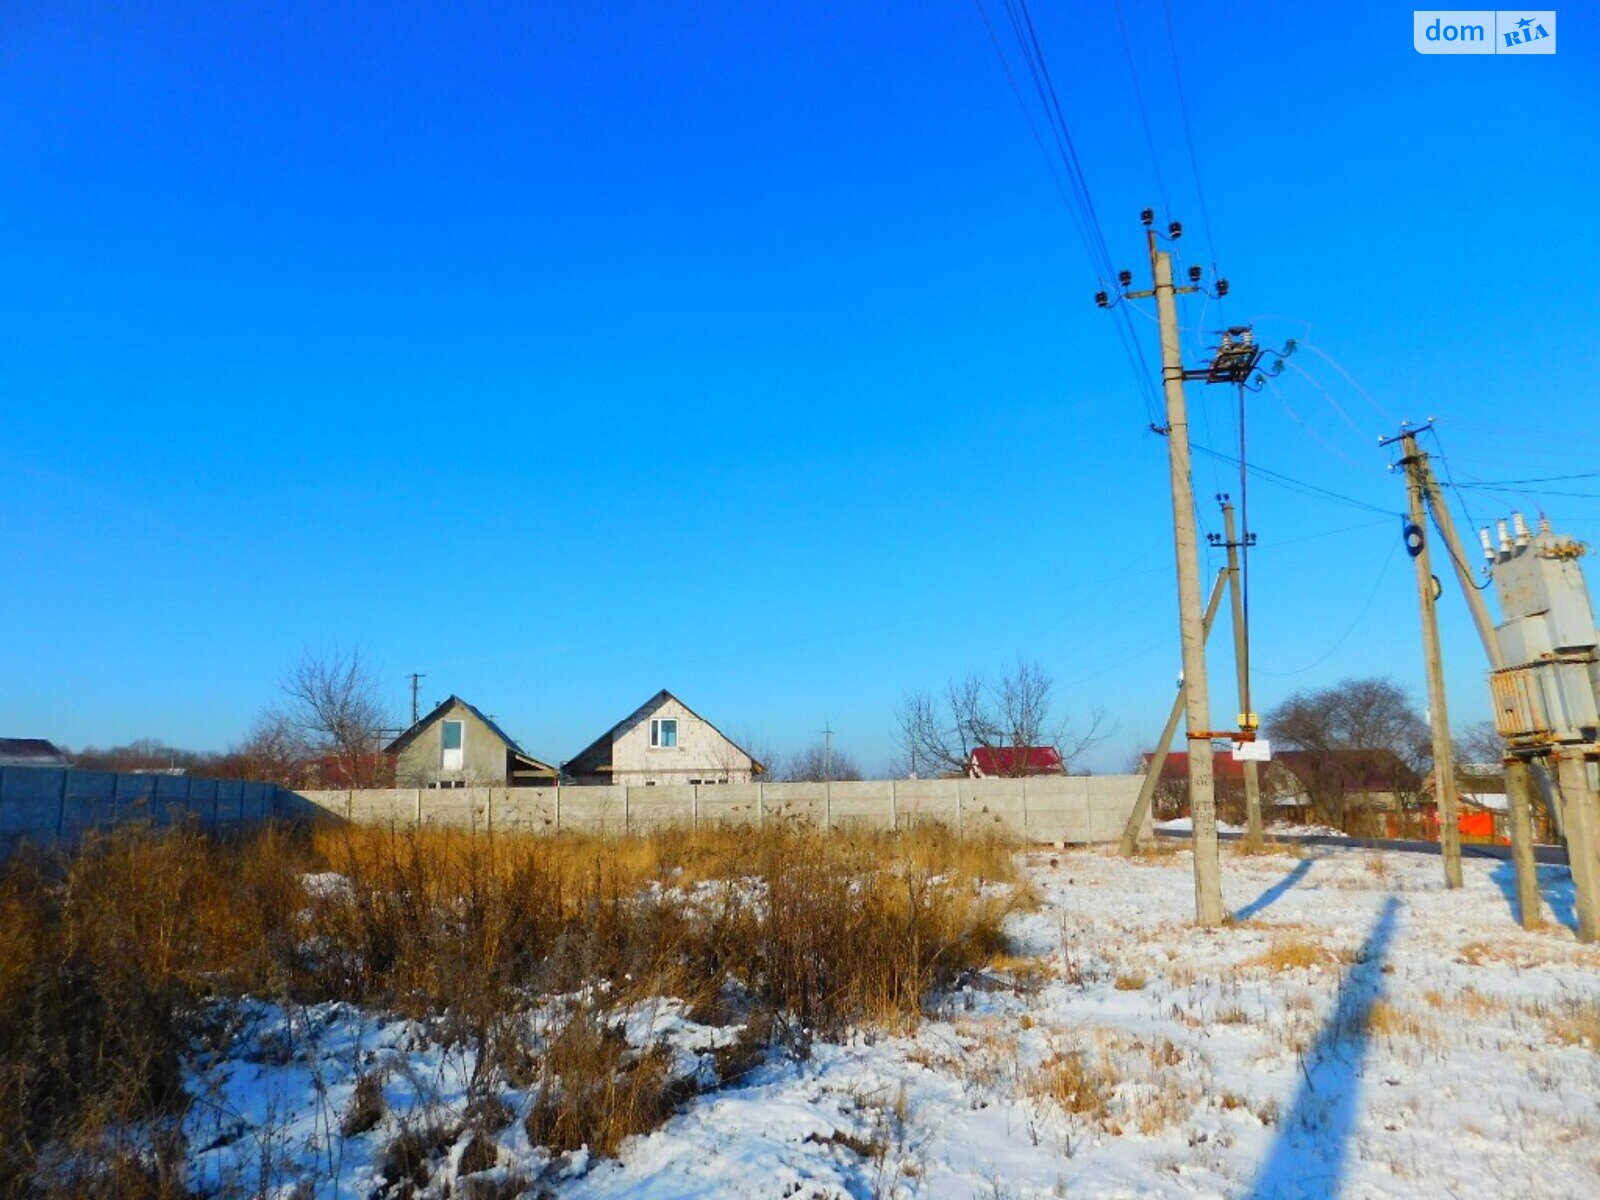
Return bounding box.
[0,767,291,851]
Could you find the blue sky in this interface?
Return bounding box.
[4,2,1596,773]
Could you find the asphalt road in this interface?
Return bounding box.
[1153,826,1570,866]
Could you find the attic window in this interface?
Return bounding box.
[650,718,677,748]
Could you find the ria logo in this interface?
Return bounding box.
[1501,14,1551,47]
[1413,10,1556,54]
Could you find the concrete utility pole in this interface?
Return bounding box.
[1221,500,1265,853]
[1396,432,1464,888]
[1119,567,1230,856]
[822,724,833,783]
[1414,462,1541,925]
[408,673,425,726]
[1143,227,1224,925]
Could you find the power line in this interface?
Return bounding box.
[1454,472,1600,487]
[1191,442,1396,516]
[1160,0,1220,278]
[1454,483,1600,501]
[1255,534,1403,677]
[1114,0,1172,218]
[972,0,1164,426]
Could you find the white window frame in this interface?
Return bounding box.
[649,718,678,749]
[441,719,465,771]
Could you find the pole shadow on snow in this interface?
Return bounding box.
[1490,862,1577,932]
[1240,895,1402,1200]
[1231,853,1327,923]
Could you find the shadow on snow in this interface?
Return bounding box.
[1489,861,1577,932]
[1231,853,1326,923]
[1241,895,1402,1200]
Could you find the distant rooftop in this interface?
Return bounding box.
[0,738,70,768]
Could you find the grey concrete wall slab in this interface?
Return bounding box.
[280,775,1148,845]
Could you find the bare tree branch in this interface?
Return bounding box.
[895,659,1109,777]
[278,645,394,787]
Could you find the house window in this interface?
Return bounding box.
[441,720,464,771]
[649,718,677,748]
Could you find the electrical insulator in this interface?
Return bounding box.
[1117,269,1133,288]
[1404,522,1426,558]
[1140,208,1154,226]
[1095,291,1109,308]
[1168,220,1182,239]
[1216,279,1230,297]
[1187,264,1202,283]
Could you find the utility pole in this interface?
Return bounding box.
[1119,567,1230,856]
[1122,218,1224,926]
[408,673,425,726]
[1413,456,1542,926]
[1389,430,1463,888]
[1219,499,1265,853]
[822,723,833,783]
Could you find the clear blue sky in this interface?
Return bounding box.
[4,2,1597,773]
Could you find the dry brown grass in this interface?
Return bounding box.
[0,820,1022,1194]
[1119,838,1184,862]
[1363,1000,1439,1045]
[522,1007,686,1158]
[1113,969,1148,991]
[1031,1046,1118,1127]
[1242,936,1342,973]
[1546,999,1600,1051]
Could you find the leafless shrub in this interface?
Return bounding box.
[0,821,1025,1183]
[340,1070,387,1137]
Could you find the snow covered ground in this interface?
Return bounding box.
[183,845,1600,1199]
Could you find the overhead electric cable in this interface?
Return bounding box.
[1114,0,1172,218]
[1191,443,1396,516]
[973,0,1164,426]
[1454,472,1600,487]
[1160,0,1220,279]
[1256,535,1403,677]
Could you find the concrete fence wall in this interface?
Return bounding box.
[0,767,292,852]
[293,774,1150,844]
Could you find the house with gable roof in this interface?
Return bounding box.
[386,695,557,788]
[563,690,764,786]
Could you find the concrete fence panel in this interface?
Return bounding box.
[282,775,1147,845]
[696,783,762,826]
[893,780,961,829]
[494,787,559,832]
[827,781,896,830]
[628,785,696,832]
[559,785,628,835]
[759,782,828,827]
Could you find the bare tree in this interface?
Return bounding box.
[225,710,315,786]
[68,737,212,773]
[279,646,394,787]
[783,742,863,783]
[1264,676,1430,832]
[895,659,1106,778]
[1454,719,1505,766]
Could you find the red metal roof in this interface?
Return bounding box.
[1140,748,1419,791]
[1141,751,1251,781]
[969,746,1064,776]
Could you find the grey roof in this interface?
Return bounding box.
[386,695,532,758]
[0,738,70,767]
